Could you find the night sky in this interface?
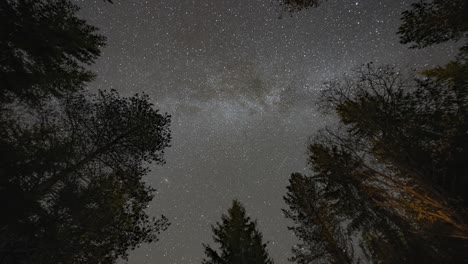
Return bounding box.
[76,1,457,263]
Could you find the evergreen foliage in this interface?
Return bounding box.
[0,0,172,263]
[280,4,468,260]
[202,200,274,264]
[0,0,106,105]
[283,173,351,264]
[284,63,467,263]
[398,0,468,58]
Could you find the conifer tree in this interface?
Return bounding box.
[202,200,274,264]
[398,0,468,58]
[0,0,172,263]
[283,173,351,264]
[0,0,106,105]
[283,64,467,263]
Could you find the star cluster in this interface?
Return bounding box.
[76,0,457,263]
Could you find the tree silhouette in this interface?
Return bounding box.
[283,173,351,264]
[275,0,468,261]
[202,200,274,264]
[277,0,468,59]
[0,90,171,263]
[288,63,468,263]
[276,0,324,13]
[0,0,105,105]
[398,0,468,57]
[0,0,172,263]
[320,64,467,209]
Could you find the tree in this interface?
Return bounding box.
[307,63,468,262]
[321,64,467,207]
[275,0,468,261]
[0,0,173,262]
[0,0,106,105]
[310,139,448,263]
[397,2,468,217]
[277,0,468,60]
[284,64,466,264]
[276,0,324,13]
[0,90,171,263]
[283,173,351,264]
[202,200,274,264]
[398,0,468,58]
[284,140,436,264]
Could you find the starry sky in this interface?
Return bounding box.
[76,0,457,263]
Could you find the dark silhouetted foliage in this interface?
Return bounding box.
[202,200,274,264]
[286,64,467,263]
[320,64,467,209]
[276,0,324,13]
[0,0,172,263]
[0,0,106,105]
[278,0,468,262]
[398,0,468,58]
[283,173,351,264]
[0,90,172,264]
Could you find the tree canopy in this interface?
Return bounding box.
[283,173,352,264]
[0,0,106,105]
[398,0,468,58]
[284,63,467,263]
[0,0,172,263]
[276,0,324,13]
[281,1,468,262]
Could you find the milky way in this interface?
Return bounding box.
[76,0,457,263]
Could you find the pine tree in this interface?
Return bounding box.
[202,200,274,264]
[0,0,106,105]
[283,173,351,264]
